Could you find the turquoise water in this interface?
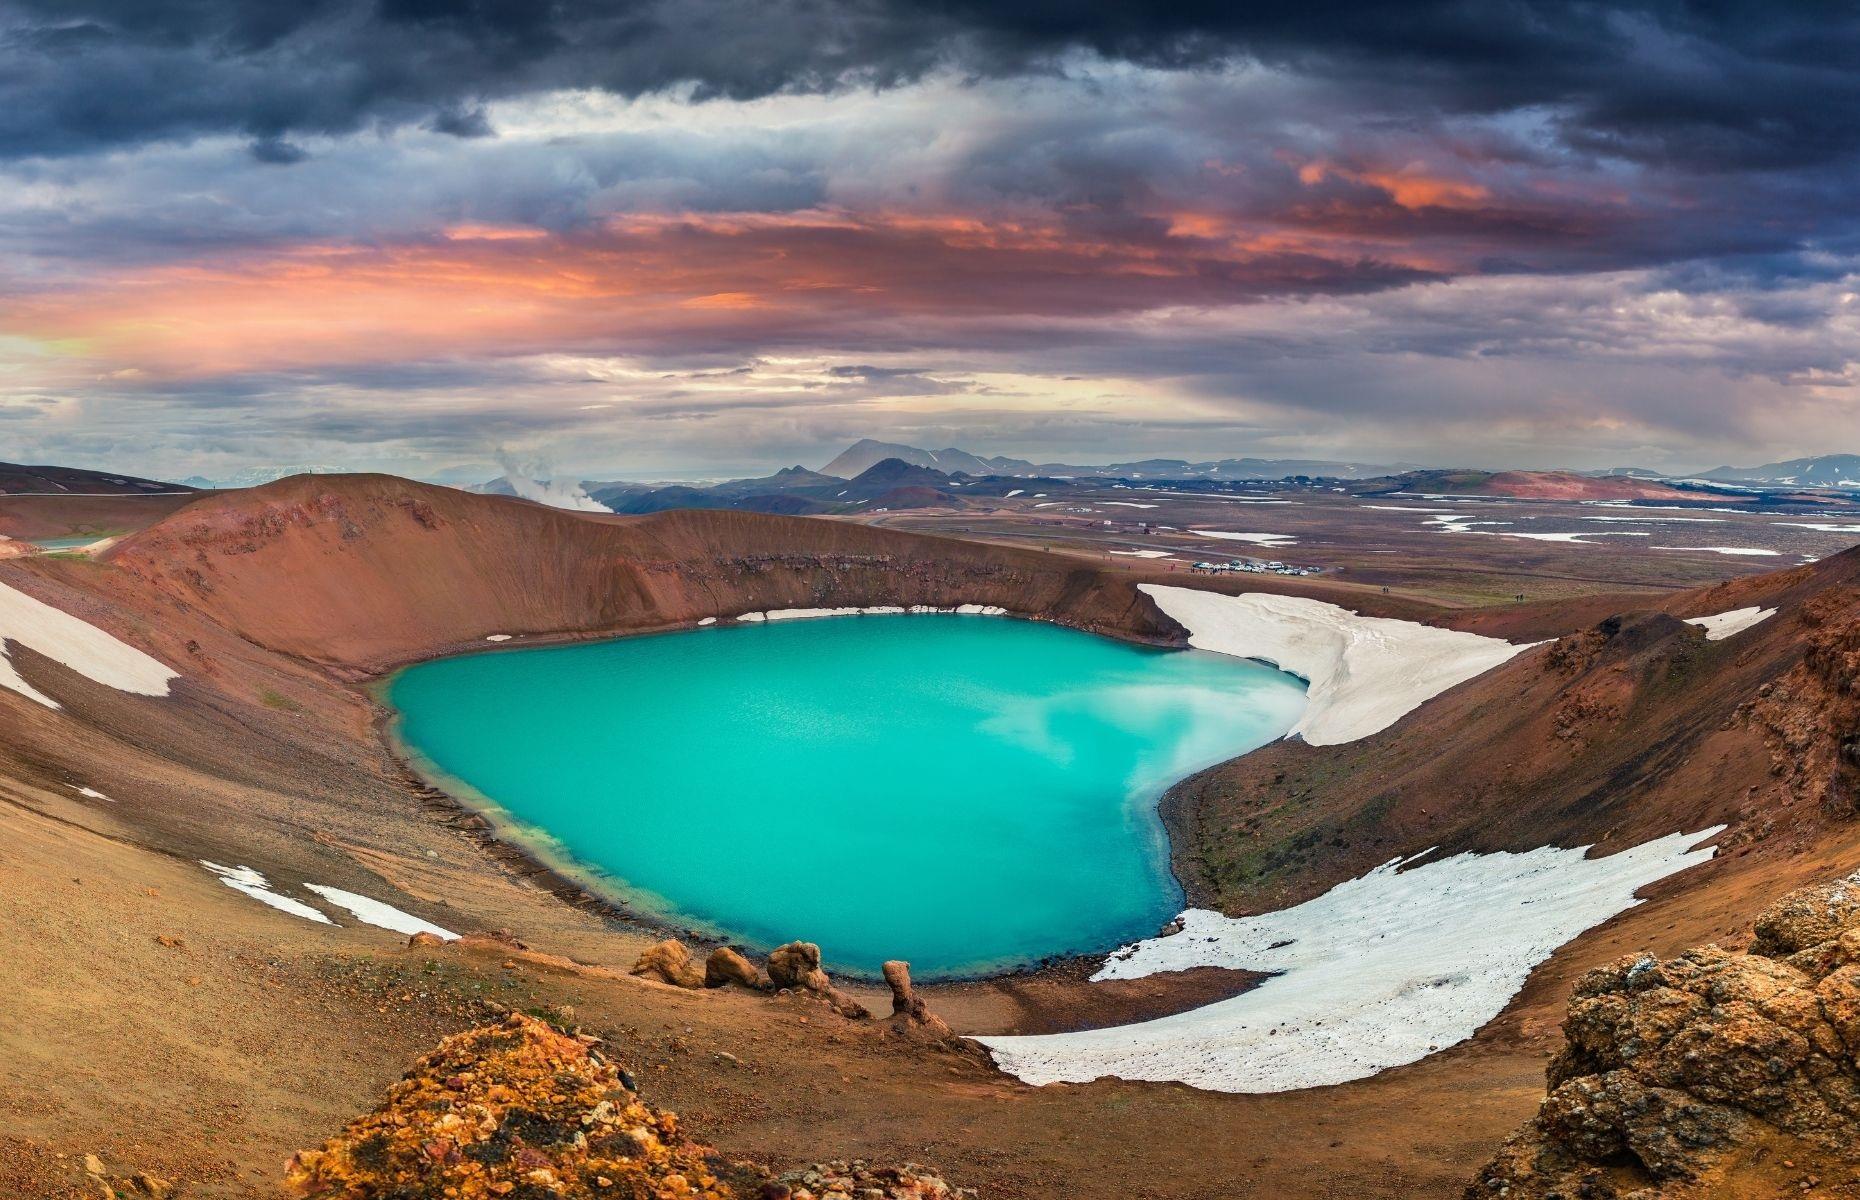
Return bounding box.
[388,615,1306,977]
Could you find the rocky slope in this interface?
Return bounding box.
[1163,550,1860,916]
[1469,873,1860,1199]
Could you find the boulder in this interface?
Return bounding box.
[1469,871,1860,1198]
[406,930,447,948]
[630,938,705,989]
[767,941,831,992]
[705,946,767,990]
[765,941,870,1019]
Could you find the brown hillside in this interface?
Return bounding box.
[105,474,1178,671]
[1164,546,1860,917]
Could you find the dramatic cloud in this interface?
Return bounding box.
[1,2,1858,478]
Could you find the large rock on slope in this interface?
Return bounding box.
[283,1013,973,1199]
[1468,874,1860,1198]
[766,941,871,1020]
[284,1014,734,1198]
[705,946,768,990]
[631,937,706,989]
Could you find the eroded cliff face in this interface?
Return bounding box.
[1469,875,1860,1199]
[1746,588,1860,823]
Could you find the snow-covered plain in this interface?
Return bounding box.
[0,580,178,709]
[979,827,1722,1093]
[1685,606,1777,640]
[1141,585,1530,745]
[305,884,459,940]
[1194,531,1297,546]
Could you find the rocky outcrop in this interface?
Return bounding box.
[284,1014,736,1198]
[767,941,870,1020]
[706,946,768,990]
[632,938,706,989]
[883,960,952,1039]
[1469,873,1860,1198]
[767,941,832,991]
[283,1014,972,1200]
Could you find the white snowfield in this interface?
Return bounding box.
[1141,585,1530,746]
[305,884,459,940]
[978,827,1723,1093]
[1685,606,1777,641]
[0,579,178,709]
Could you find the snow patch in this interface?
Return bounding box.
[1110,550,1174,559]
[1652,546,1781,557]
[71,785,112,802]
[1141,585,1529,745]
[979,827,1721,1093]
[484,634,512,642]
[305,884,458,940]
[1685,606,1777,640]
[200,861,335,925]
[0,580,178,709]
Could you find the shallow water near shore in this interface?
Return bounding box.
[388,614,1306,977]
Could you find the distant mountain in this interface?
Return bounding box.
[2,462,195,495]
[815,438,1399,481]
[179,465,339,489]
[1697,454,1860,489]
[601,458,966,515]
[818,439,1030,479]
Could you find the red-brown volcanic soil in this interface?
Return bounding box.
[4,472,1860,1200]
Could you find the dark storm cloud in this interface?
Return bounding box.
[5,0,1858,174]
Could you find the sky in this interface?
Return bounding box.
[4,1,1860,483]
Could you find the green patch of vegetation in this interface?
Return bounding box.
[260,688,304,712]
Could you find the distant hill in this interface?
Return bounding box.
[1352,469,1701,502]
[1697,454,1860,489]
[0,462,194,496]
[815,438,1399,481]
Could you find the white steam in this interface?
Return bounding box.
[494,453,608,513]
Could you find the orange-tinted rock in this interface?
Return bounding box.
[632,938,706,989]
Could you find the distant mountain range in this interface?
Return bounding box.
[180,465,341,490]
[818,438,1407,481]
[1691,454,1860,489]
[471,442,1860,517]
